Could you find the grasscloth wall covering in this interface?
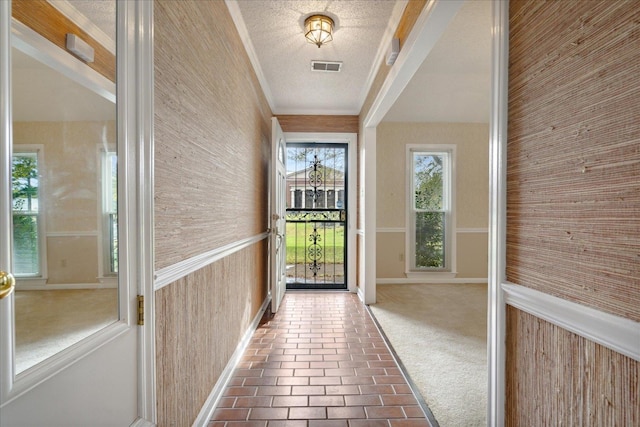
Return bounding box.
[154,0,271,270]
[506,0,640,424]
[506,307,639,425]
[154,1,271,425]
[156,242,267,427]
[507,0,640,321]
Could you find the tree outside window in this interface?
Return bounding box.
[409,148,452,271]
[12,153,40,276]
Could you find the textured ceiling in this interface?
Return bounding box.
[233,0,402,115]
[233,0,492,122]
[23,0,491,123]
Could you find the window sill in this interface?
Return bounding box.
[16,277,48,288]
[97,276,118,286]
[405,271,457,280]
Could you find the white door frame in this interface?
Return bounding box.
[132,0,156,423]
[358,0,508,425]
[270,118,287,313]
[486,2,509,425]
[283,132,358,294]
[0,1,156,424]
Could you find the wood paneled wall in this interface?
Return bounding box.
[12,0,115,81]
[154,0,272,425]
[506,0,640,424]
[506,307,639,425]
[277,115,359,134]
[393,0,427,49]
[155,241,267,427]
[154,0,271,270]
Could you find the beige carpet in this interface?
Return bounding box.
[369,283,487,427]
[14,289,118,373]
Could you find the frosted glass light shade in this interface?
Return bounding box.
[304,15,334,48]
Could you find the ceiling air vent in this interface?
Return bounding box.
[311,60,342,72]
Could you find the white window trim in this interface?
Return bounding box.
[405,143,457,277]
[12,144,47,286]
[96,144,117,284]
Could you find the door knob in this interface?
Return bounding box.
[0,270,15,299]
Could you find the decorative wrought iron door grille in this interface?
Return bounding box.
[286,143,347,289]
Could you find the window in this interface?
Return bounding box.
[12,150,43,277]
[101,150,118,275]
[407,146,454,272]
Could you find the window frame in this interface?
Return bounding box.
[405,144,456,276]
[97,145,118,280]
[11,144,47,282]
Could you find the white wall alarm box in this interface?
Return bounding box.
[386,38,400,66]
[66,34,95,63]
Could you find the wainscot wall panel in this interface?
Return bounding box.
[155,241,267,427]
[506,306,639,426]
[506,0,640,321]
[506,0,640,424]
[154,0,271,270]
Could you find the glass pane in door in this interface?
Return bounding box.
[285,144,347,289]
[11,2,118,373]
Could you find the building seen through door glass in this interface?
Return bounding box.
[285,144,348,290]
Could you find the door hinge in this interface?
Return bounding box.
[137,295,144,325]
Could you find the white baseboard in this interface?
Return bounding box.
[375,228,489,233]
[192,296,271,427]
[376,277,488,284]
[129,417,155,427]
[17,282,118,290]
[503,282,640,362]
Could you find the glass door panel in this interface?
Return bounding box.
[10,4,118,374]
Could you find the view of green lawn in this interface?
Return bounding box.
[286,223,344,264]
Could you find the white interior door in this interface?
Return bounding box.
[270,118,287,313]
[0,2,143,425]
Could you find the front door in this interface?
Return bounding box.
[285,143,348,290]
[270,118,287,313]
[0,2,139,424]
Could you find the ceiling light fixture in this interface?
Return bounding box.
[304,14,334,48]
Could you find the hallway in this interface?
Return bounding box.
[210,292,430,427]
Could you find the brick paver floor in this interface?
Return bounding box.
[209,292,431,427]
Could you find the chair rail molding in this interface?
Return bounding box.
[503,283,640,362]
[154,232,270,290]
